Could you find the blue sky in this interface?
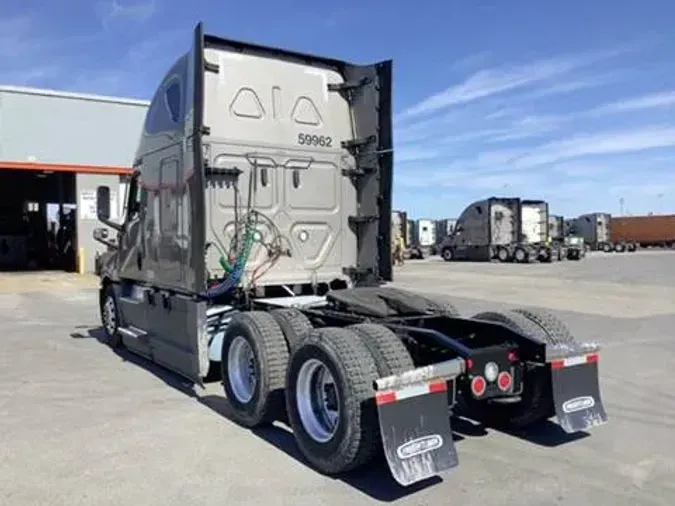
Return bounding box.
[1,0,674,219]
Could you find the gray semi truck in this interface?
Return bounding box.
[439,197,540,262]
[92,23,607,488]
[571,213,636,253]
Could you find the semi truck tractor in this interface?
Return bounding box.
[572,213,636,253]
[520,199,563,262]
[440,197,538,262]
[407,218,437,259]
[92,23,607,488]
[549,214,584,261]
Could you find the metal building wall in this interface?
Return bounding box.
[0,86,148,166]
[0,86,149,272]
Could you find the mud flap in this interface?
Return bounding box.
[549,349,608,433]
[373,359,464,487]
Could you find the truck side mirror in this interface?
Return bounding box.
[97,185,111,221]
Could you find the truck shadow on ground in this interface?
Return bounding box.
[72,325,588,501]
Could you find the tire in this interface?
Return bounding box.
[99,284,123,349]
[348,323,414,377]
[462,310,558,429]
[270,308,313,351]
[285,327,380,475]
[497,247,509,263]
[514,247,528,263]
[221,311,290,427]
[441,247,454,262]
[512,308,574,345]
[602,243,612,253]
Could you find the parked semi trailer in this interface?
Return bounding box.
[92,23,607,488]
[610,214,675,249]
[572,213,636,253]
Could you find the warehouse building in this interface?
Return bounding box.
[0,85,149,273]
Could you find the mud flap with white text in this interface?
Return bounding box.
[375,380,458,486]
[550,352,608,433]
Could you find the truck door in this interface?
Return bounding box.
[451,227,470,259]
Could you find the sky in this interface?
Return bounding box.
[1,0,674,219]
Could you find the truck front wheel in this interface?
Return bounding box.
[285,327,380,476]
[99,284,123,349]
[441,247,454,262]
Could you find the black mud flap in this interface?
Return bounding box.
[549,349,608,433]
[374,359,464,487]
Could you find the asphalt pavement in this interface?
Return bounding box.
[1,250,674,506]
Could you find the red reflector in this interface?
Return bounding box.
[375,391,397,406]
[497,371,512,391]
[466,358,474,369]
[470,376,486,397]
[507,351,518,362]
[551,360,564,370]
[429,380,447,394]
[587,353,599,363]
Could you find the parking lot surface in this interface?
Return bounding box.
[1,251,674,506]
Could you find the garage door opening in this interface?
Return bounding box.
[0,169,78,272]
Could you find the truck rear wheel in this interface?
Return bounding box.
[348,323,414,376]
[496,247,509,262]
[513,247,528,263]
[285,327,380,475]
[511,308,574,345]
[221,311,289,427]
[270,308,313,351]
[461,310,556,429]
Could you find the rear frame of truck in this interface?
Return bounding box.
[92,23,608,488]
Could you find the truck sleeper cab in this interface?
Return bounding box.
[440,197,532,263]
[93,23,608,489]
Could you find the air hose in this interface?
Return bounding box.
[205,219,256,298]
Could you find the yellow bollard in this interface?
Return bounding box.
[78,248,85,275]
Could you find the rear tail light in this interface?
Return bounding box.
[507,351,518,362]
[497,371,513,392]
[470,376,486,397]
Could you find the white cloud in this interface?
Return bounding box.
[96,0,157,29]
[396,47,626,121]
[510,126,675,169]
[592,91,675,114]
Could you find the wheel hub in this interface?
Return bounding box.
[227,336,257,403]
[296,358,340,443]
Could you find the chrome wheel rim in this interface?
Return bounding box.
[227,336,257,403]
[103,295,116,336]
[296,358,340,443]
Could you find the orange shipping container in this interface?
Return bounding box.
[610,215,675,245]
